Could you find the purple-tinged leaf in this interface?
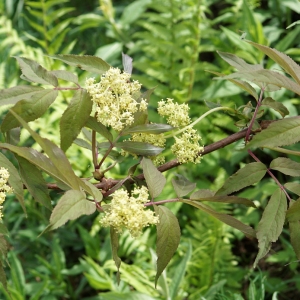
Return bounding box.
[183,199,256,238]
[46,190,96,231]
[216,162,267,196]
[254,189,287,267]
[172,175,196,198]
[0,85,44,106]
[246,116,300,148]
[60,89,93,152]
[261,97,289,117]
[122,124,174,135]
[0,152,25,213]
[154,205,180,287]
[141,157,166,199]
[116,141,163,156]
[48,54,111,75]
[1,89,58,132]
[13,57,58,86]
[16,155,52,210]
[270,157,300,177]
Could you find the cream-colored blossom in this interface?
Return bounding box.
[85,68,147,131]
[100,186,159,237]
[171,128,204,164]
[157,98,191,127]
[0,167,13,220]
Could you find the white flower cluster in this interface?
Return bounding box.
[158,98,204,164]
[0,167,13,220]
[85,68,148,132]
[100,186,159,238]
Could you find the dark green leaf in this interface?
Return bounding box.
[46,190,96,231]
[154,205,180,287]
[85,117,113,142]
[246,40,300,85]
[48,54,111,75]
[0,224,8,235]
[5,127,20,145]
[116,141,163,156]
[246,117,300,148]
[270,157,300,177]
[172,175,196,198]
[0,85,44,106]
[0,152,25,213]
[13,57,58,86]
[16,155,52,210]
[216,162,267,196]
[122,124,174,135]
[254,189,287,267]
[110,227,121,284]
[286,198,300,222]
[8,111,81,190]
[60,89,93,151]
[183,200,256,238]
[49,70,78,84]
[285,182,300,196]
[1,89,58,132]
[140,157,166,199]
[261,97,289,117]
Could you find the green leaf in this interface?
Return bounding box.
[116,141,164,156]
[1,89,58,132]
[216,162,267,196]
[48,54,111,75]
[220,69,300,95]
[140,157,166,199]
[289,216,300,259]
[0,85,44,106]
[254,189,287,267]
[122,124,174,135]
[286,198,300,222]
[0,152,25,213]
[154,205,180,287]
[284,182,300,196]
[49,70,78,84]
[169,241,192,299]
[261,97,289,117]
[183,200,256,238]
[171,174,196,197]
[190,189,215,198]
[13,57,58,86]
[46,190,96,231]
[60,89,93,152]
[0,260,7,293]
[85,117,113,142]
[110,227,121,284]
[270,157,300,177]
[8,111,81,190]
[16,155,52,210]
[246,40,300,85]
[246,117,300,148]
[0,224,8,235]
[79,180,103,202]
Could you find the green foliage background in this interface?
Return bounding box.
[1,0,300,299]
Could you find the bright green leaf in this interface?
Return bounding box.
[47,190,96,231]
[60,89,93,151]
[261,97,289,117]
[0,85,44,106]
[246,117,300,148]
[154,205,180,287]
[140,157,166,199]
[48,54,111,75]
[216,162,267,196]
[116,141,164,156]
[1,89,58,132]
[254,189,287,267]
[171,174,196,198]
[16,155,52,210]
[0,152,25,213]
[13,57,58,86]
[270,157,300,177]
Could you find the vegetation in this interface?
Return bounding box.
[1,0,300,299]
